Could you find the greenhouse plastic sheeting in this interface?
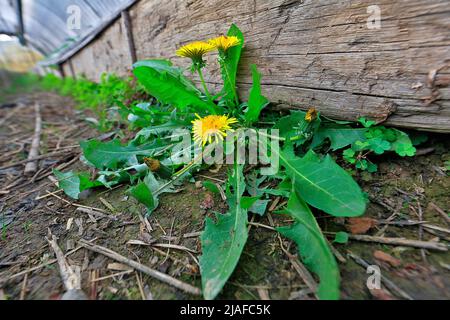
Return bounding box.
[0,0,135,58]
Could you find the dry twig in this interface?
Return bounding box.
[429,202,450,225]
[0,103,26,128]
[348,234,447,251]
[24,104,42,175]
[46,230,88,300]
[347,251,413,300]
[0,150,71,171]
[78,239,201,296]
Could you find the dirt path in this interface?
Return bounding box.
[0,92,449,300]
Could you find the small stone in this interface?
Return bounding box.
[195,181,203,189]
[149,256,158,265]
[108,286,118,294]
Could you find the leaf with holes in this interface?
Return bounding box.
[53,169,102,199]
[80,139,169,170]
[133,59,217,114]
[199,164,248,300]
[244,64,269,124]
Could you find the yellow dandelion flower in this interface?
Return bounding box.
[192,114,238,146]
[176,41,214,66]
[305,108,318,122]
[208,35,241,52]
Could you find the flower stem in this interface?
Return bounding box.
[197,68,213,103]
[154,160,195,196]
[154,143,215,196]
[258,131,304,142]
[221,60,239,107]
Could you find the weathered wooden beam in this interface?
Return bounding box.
[121,10,137,64]
[61,0,450,132]
[58,64,66,78]
[68,59,76,79]
[136,0,450,132]
[14,0,26,46]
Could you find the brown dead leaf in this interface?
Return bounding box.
[200,192,214,210]
[373,250,401,267]
[346,217,377,234]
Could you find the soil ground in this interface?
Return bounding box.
[0,91,449,300]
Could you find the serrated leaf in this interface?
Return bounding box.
[126,102,154,128]
[219,24,244,106]
[128,172,173,214]
[276,191,340,300]
[53,170,101,199]
[245,171,270,215]
[246,170,267,196]
[240,196,260,210]
[129,181,157,213]
[203,181,220,194]
[134,59,199,93]
[134,121,186,141]
[200,164,248,300]
[80,139,168,170]
[244,64,269,124]
[274,111,306,139]
[96,163,148,189]
[276,150,366,217]
[128,177,158,214]
[133,59,216,114]
[249,199,270,216]
[311,127,367,151]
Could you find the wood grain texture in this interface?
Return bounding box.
[121,10,137,64]
[64,0,450,132]
[61,62,72,79]
[69,17,133,79]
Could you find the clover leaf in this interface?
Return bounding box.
[368,138,391,154]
